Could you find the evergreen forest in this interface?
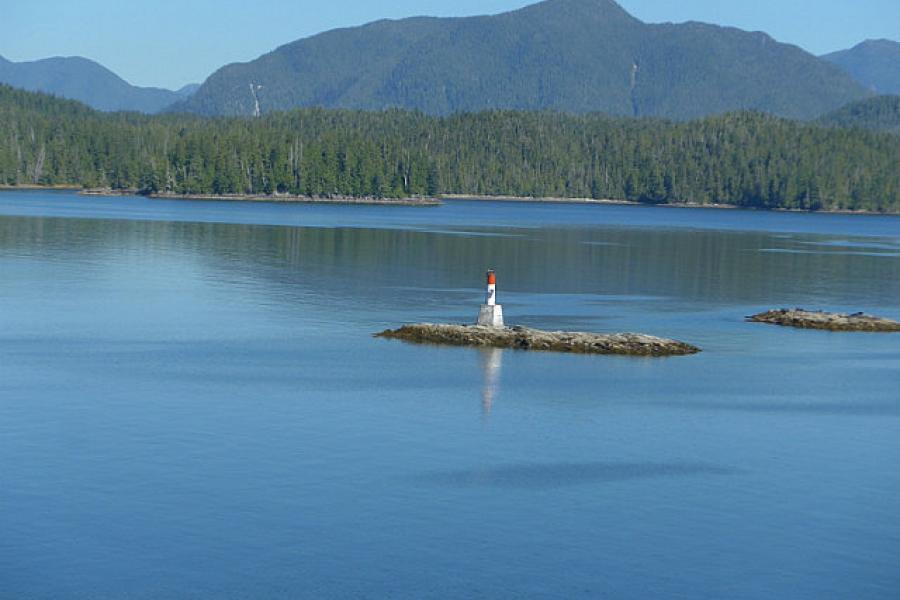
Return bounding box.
[1,85,898,212]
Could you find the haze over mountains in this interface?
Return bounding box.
[172,0,870,120]
[822,39,900,96]
[0,55,196,113]
[1,0,897,120]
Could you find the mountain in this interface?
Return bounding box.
[176,83,201,98]
[822,40,900,95]
[172,0,869,120]
[0,55,188,113]
[818,96,900,134]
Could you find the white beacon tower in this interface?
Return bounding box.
[476,270,505,327]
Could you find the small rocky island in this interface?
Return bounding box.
[376,324,700,357]
[748,309,900,332]
[379,271,700,357]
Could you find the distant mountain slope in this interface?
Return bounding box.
[172,0,869,119]
[823,40,900,95]
[818,96,900,134]
[176,83,201,98]
[0,55,188,113]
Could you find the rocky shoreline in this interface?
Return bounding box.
[77,188,441,206]
[441,194,639,206]
[376,324,700,357]
[1,186,897,213]
[0,184,82,191]
[748,309,900,332]
[441,194,900,214]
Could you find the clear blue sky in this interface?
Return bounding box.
[3,0,898,90]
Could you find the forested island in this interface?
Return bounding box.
[1,85,899,212]
[817,95,900,135]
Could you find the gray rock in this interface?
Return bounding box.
[748,308,900,332]
[376,324,700,357]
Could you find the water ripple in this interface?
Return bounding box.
[416,461,738,489]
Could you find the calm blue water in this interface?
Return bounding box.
[1,191,899,599]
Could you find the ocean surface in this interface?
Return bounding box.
[1,190,898,599]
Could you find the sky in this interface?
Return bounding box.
[3,0,899,90]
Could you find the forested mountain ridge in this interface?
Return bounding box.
[0,54,195,113]
[171,0,869,120]
[818,96,900,134]
[2,85,898,212]
[823,40,900,96]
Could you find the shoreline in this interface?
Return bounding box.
[440,194,642,207]
[440,194,900,215]
[78,188,441,206]
[0,184,83,191]
[1,185,896,215]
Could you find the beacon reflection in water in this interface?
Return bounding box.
[479,347,503,418]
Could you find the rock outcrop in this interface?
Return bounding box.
[376,324,700,357]
[748,309,900,332]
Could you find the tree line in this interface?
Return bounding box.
[1,85,898,212]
